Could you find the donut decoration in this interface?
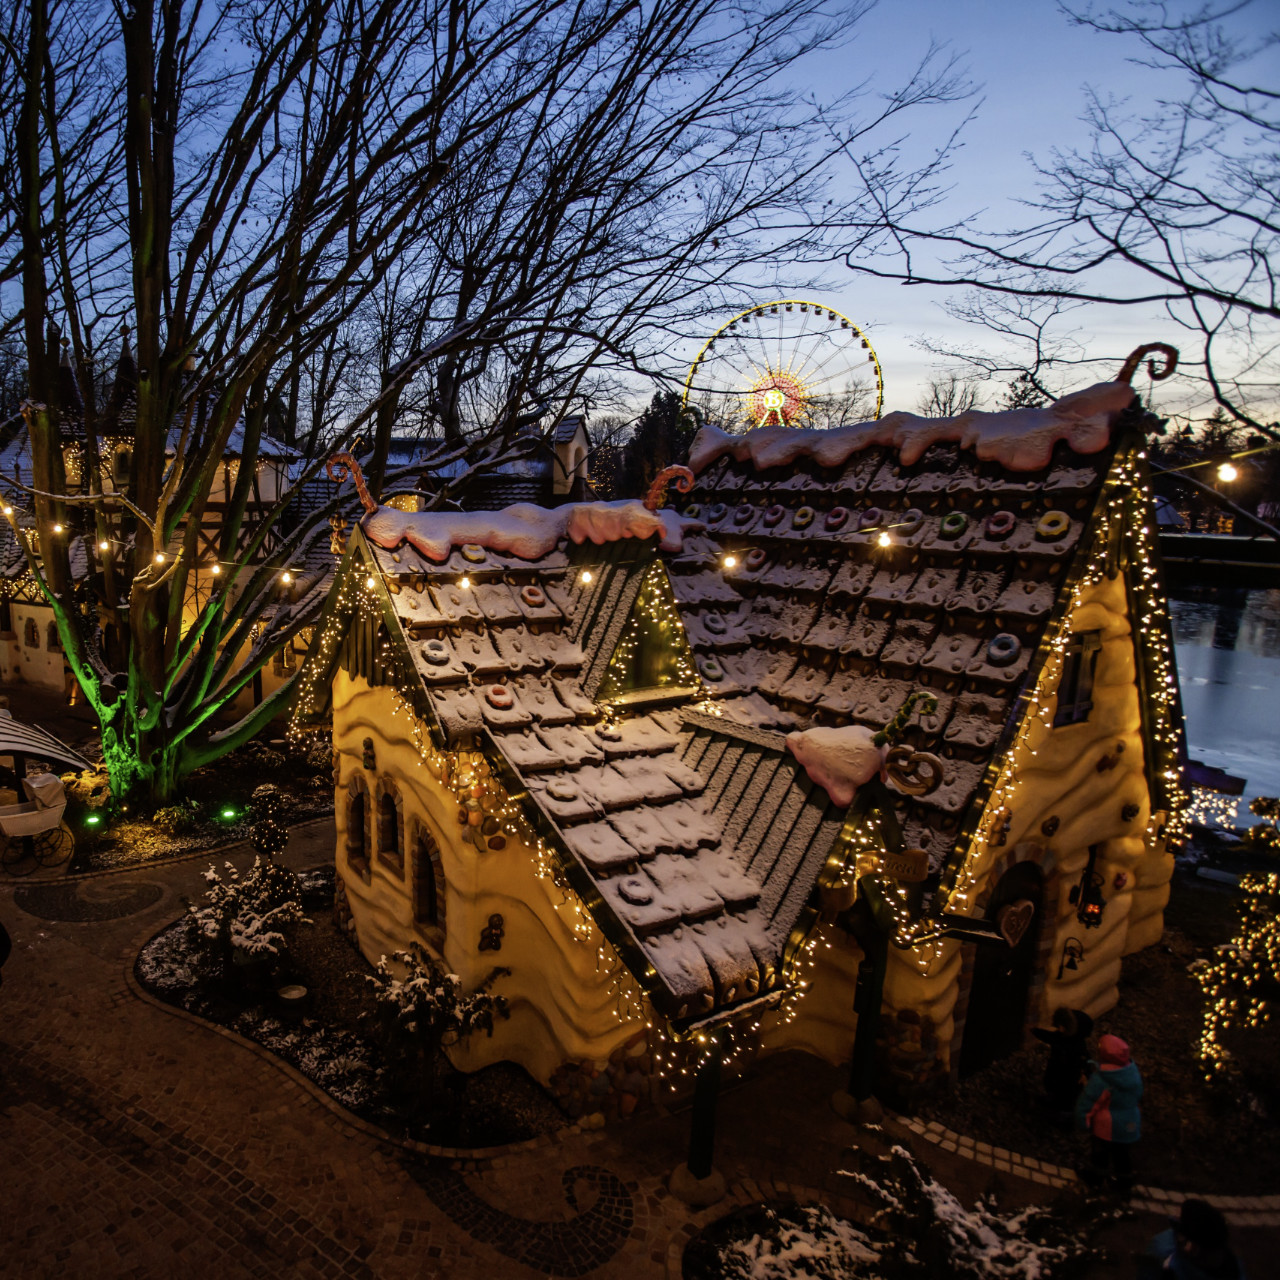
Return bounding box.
[825,506,850,531]
[939,511,968,540]
[733,503,755,525]
[485,684,515,710]
[1035,509,1071,542]
[762,503,787,528]
[985,510,1016,539]
[423,638,451,666]
[618,876,654,906]
[704,613,728,635]
[708,502,728,522]
[683,503,702,519]
[858,506,883,530]
[792,506,815,530]
[519,584,547,608]
[461,543,488,563]
[699,657,725,682]
[987,632,1022,667]
[745,547,768,570]
[896,507,924,536]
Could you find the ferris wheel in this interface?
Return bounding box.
[681,299,883,432]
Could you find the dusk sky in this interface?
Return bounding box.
[727,0,1277,419]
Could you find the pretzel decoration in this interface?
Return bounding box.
[643,465,695,512]
[326,451,378,514]
[885,746,944,797]
[1115,343,1178,385]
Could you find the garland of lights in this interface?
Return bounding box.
[1192,872,1280,1083]
[597,562,700,701]
[922,445,1187,962]
[292,443,1189,1089]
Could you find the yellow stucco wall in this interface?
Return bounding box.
[330,669,647,1085]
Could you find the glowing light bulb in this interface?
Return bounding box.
[211,563,221,576]
[53,523,63,533]
[365,575,376,589]
[459,576,471,589]
[877,530,892,547]
[1217,462,1238,482]
[580,570,593,584]
[723,554,738,570]
[281,571,293,585]
[1,506,11,516]
[99,540,109,551]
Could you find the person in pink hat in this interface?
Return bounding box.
[1075,1033,1143,1194]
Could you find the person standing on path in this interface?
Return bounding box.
[1076,1032,1142,1194]
[1033,1006,1094,1126]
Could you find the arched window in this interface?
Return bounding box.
[46,621,61,652]
[346,787,368,874]
[412,827,446,934]
[378,791,402,873]
[23,617,39,648]
[113,449,132,488]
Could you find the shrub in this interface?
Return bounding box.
[154,798,202,834]
[187,855,310,971]
[364,943,509,1111]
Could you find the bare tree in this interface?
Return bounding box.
[916,370,983,417]
[0,0,970,806]
[840,1,1279,431]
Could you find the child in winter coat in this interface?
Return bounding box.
[1075,1032,1142,1194]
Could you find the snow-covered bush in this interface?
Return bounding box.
[838,1142,1111,1278]
[693,1203,880,1280]
[187,855,310,968]
[364,943,509,1109]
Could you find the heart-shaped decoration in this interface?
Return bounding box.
[998,898,1036,949]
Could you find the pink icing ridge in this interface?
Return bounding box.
[688,380,1137,476]
[361,499,697,562]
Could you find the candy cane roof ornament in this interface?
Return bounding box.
[297,347,1187,1075]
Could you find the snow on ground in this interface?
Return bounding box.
[715,1205,883,1280]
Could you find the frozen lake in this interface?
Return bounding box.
[1170,588,1280,810]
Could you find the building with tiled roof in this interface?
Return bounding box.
[295,359,1186,1120]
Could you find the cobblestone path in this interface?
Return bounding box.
[6,821,1271,1279]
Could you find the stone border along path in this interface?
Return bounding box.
[4,822,1277,1279]
[127,861,1280,1230]
[895,1114,1280,1227]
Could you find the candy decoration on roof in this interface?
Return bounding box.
[643,465,695,512]
[326,451,378,514]
[1115,342,1178,385]
[786,692,942,808]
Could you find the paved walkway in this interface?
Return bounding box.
[2,822,1276,1278]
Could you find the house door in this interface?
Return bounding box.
[959,860,1044,1078]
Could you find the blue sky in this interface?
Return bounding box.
[742,0,1274,415]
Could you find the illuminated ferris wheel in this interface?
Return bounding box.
[681,299,883,432]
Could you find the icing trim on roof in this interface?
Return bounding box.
[361,499,699,562]
[687,380,1138,476]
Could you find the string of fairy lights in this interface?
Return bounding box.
[293,439,1190,1088]
[925,445,1188,962]
[1192,872,1280,1082]
[597,562,700,699]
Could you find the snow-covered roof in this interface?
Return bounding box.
[305,378,1145,1025]
[554,415,589,446]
